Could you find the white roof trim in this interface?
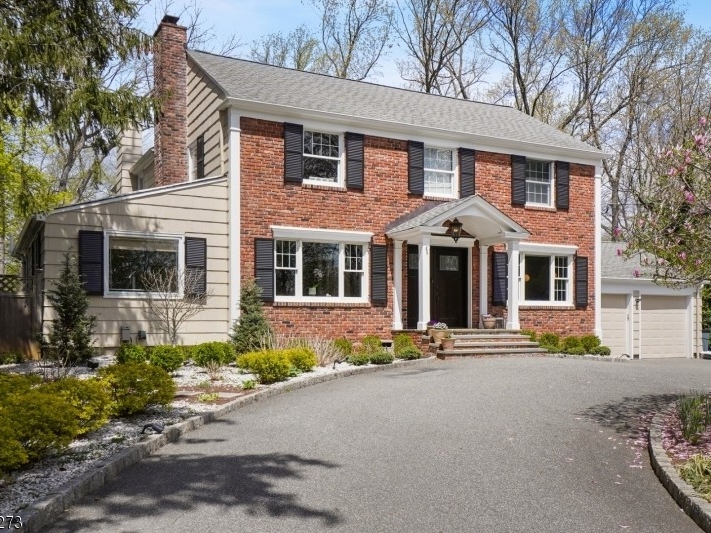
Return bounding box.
[519,242,578,255]
[271,226,373,243]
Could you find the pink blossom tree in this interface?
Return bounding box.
[624,117,711,287]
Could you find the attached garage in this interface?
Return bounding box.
[601,242,701,359]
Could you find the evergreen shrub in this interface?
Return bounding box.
[98,362,175,416]
[149,345,184,373]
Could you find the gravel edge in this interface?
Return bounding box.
[18,357,435,533]
[648,406,711,532]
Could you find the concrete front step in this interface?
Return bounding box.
[452,341,541,349]
[436,347,548,359]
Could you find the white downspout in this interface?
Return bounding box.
[228,108,241,329]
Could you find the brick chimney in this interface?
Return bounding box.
[153,15,188,187]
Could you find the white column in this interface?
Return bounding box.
[594,168,603,338]
[417,235,431,329]
[479,244,489,328]
[392,240,404,330]
[228,108,241,329]
[506,240,520,330]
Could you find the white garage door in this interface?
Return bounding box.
[602,294,628,357]
[641,295,688,358]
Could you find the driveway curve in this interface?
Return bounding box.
[52,357,711,532]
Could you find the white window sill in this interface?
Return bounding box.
[104,291,182,299]
[524,203,556,211]
[520,301,574,308]
[423,193,457,201]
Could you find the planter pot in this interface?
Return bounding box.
[431,330,449,344]
[441,337,455,351]
[482,318,497,330]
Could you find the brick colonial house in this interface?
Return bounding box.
[13,16,605,351]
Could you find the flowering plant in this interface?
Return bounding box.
[482,314,494,319]
[427,321,448,330]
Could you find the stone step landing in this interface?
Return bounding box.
[421,328,547,359]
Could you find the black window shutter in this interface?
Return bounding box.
[492,251,508,306]
[284,123,304,183]
[185,237,207,297]
[196,134,205,180]
[575,256,589,307]
[255,238,274,302]
[408,141,424,195]
[556,161,570,210]
[459,148,475,197]
[78,230,103,295]
[511,155,526,206]
[346,132,364,190]
[371,244,387,306]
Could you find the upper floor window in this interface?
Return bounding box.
[304,130,341,184]
[424,147,455,197]
[526,160,553,206]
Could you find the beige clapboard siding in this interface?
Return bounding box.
[187,62,225,179]
[40,180,230,349]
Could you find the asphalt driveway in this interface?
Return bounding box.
[51,357,711,532]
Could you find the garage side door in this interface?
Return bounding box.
[602,294,628,357]
[641,295,688,358]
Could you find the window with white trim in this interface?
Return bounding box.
[274,239,367,301]
[108,235,180,293]
[520,254,572,304]
[424,147,455,196]
[525,159,553,206]
[304,130,341,184]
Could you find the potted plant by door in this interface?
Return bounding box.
[441,333,455,351]
[427,321,449,343]
[481,314,497,329]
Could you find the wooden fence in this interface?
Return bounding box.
[0,275,40,359]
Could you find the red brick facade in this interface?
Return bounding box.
[153,16,188,187]
[239,117,596,340]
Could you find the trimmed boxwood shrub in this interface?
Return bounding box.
[394,333,416,356]
[284,347,317,372]
[360,335,382,355]
[564,346,586,356]
[398,346,422,360]
[44,377,110,435]
[98,362,176,417]
[581,335,602,352]
[538,333,560,349]
[116,343,147,365]
[347,353,370,366]
[590,345,611,356]
[332,337,353,356]
[520,329,537,341]
[236,350,292,384]
[149,345,185,373]
[561,336,582,351]
[193,342,233,368]
[369,351,394,365]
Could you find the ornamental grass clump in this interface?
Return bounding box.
[677,391,711,444]
[680,455,711,501]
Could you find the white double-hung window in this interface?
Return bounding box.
[303,130,342,184]
[525,159,553,206]
[424,147,455,197]
[272,227,372,303]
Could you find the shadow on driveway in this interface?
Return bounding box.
[579,393,680,439]
[52,453,344,532]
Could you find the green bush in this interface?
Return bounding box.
[580,335,601,352]
[194,342,233,367]
[564,346,586,356]
[360,335,382,355]
[98,363,176,417]
[394,334,416,356]
[561,336,582,351]
[590,345,611,356]
[332,337,353,356]
[0,373,42,401]
[680,455,711,501]
[284,347,317,372]
[677,392,711,444]
[44,377,110,435]
[179,345,196,361]
[230,280,271,355]
[237,350,292,384]
[398,346,422,360]
[369,351,394,365]
[538,333,560,349]
[241,379,256,390]
[149,345,185,373]
[0,352,23,365]
[0,389,79,473]
[115,343,147,365]
[520,329,537,341]
[541,344,560,354]
[347,353,370,366]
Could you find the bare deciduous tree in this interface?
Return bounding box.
[140,267,212,346]
[313,0,394,80]
[250,25,329,72]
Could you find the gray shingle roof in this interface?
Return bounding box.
[188,51,604,158]
[385,199,469,233]
[601,241,645,279]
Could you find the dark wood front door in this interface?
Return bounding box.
[430,247,468,328]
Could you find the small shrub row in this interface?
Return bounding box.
[533,332,610,356]
[236,347,317,384]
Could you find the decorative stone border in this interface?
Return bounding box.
[18,357,434,532]
[548,353,628,362]
[648,406,711,532]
